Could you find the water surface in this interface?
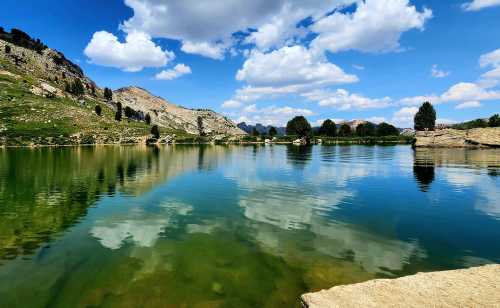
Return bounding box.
[0,145,499,307]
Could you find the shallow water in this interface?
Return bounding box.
[0,145,499,307]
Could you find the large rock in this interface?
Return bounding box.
[114,87,246,136]
[414,127,500,148]
[301,264,500,308]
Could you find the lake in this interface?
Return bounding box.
[0,145,499,307]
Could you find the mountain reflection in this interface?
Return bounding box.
[0,145,227,261]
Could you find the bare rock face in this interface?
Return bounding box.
[414,127,500,148]
[301,264,500,308]
[113,87,246,136]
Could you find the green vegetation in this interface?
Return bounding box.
[356,122,375,137]
[95,105,102,116]
[286,116,311,137]
[145,113,151,125]
[376,122,399,136]
[488,114,500,127]
[319,119,336,137]
[4,44,10,54]
[414,101,436,131]
[338,123,351,137]
[268,126,277,137]
[115,102,122,122]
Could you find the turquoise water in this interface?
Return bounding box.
[0,145,499,307]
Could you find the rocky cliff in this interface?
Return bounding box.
[414,127,500,148]
[114,87,245,136]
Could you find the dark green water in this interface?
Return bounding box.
[0,145,499,307]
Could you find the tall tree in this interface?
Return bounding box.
[286,116,311,137]
[338,124,352,137]
[319,119,336,137]
[115,102,122,122]
[376,122,399,136]
[356,122,376,137]
[489,114,500,127]
[197,116,205,136]
[268,126,278,137]
[145,113,151,125]
[414,102,436,131]
[151,125,160,139]
[104,87,113,101]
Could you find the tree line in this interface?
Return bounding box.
[285,116,400,138]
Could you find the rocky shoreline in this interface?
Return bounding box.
[301,264,500,308]
[414,127,500,148]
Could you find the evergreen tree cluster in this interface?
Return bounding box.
[104,87,113,101]
[286,116,312,137]
[414,102,436,131]
[65,79,85,96]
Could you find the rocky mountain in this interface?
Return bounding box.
[114,87,245,136]
[237,122,285,135]
[0,27,244,141]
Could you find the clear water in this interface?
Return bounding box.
[0,145,499,307]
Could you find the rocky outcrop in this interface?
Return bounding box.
[114,87,245,136]
[301,264,500,308]
[414,127,500,148]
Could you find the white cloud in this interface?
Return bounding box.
[236,46,358,88]
[441,82,500,102]
[479,48,500,68]
[304,89,391,110]
[234,104,314,126]
[462,0,500,11]
[221,99,243,109]
[436,118,457,125]
[398,95,441,106]
[353,64,365,70]
[120,0,355,58]
[155,63,192,80]
[84,31,174,72]
[430,64,450,78]
[181,41,226,60]
[310,0,432,54]
[367,116,386,124]
[391,106,418,128]
[455,101,482,109]
[479,48,500,84]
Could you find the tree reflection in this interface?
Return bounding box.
[413,150,435,192]
[286,145,312,169]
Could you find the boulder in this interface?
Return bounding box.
[414,127,500,148]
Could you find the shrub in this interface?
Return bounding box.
[71,79,85,96]
[377,122,399,136]
[151,125,160,139]
[414,101,436,131]
[286,116,311,137]
[489,114,500,127]
[95,105,102,116]
[124,106,134,119]
[104,87,113,101]
[338,124,352,137]
[5,45,11,54]
[319,119,337,137]
[145,113,151,125]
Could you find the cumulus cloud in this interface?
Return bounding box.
[181,41,226,60]
[462,0,500,11]
[236,46,357,88]
[155,63,192,80]
[310,0,432,54]
[441,82,500,102]
[455,101,482,109]
[84,31,174,72]
[391,106,418,127]
[430,64,450,78]
[120,0,356,58]
[221,99,243,109]
[398,95,441,106]
[234,105,314,126]
[303,89,391,110]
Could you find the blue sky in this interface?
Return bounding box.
[1,0,500,127]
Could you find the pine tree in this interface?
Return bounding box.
[414,102,436,131]
[95,105,102,116]
[145,113,151,125]
[104,87,113,101]
[151,125,160,139]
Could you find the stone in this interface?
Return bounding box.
[414,127,500,148]
[301,264,500,308]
